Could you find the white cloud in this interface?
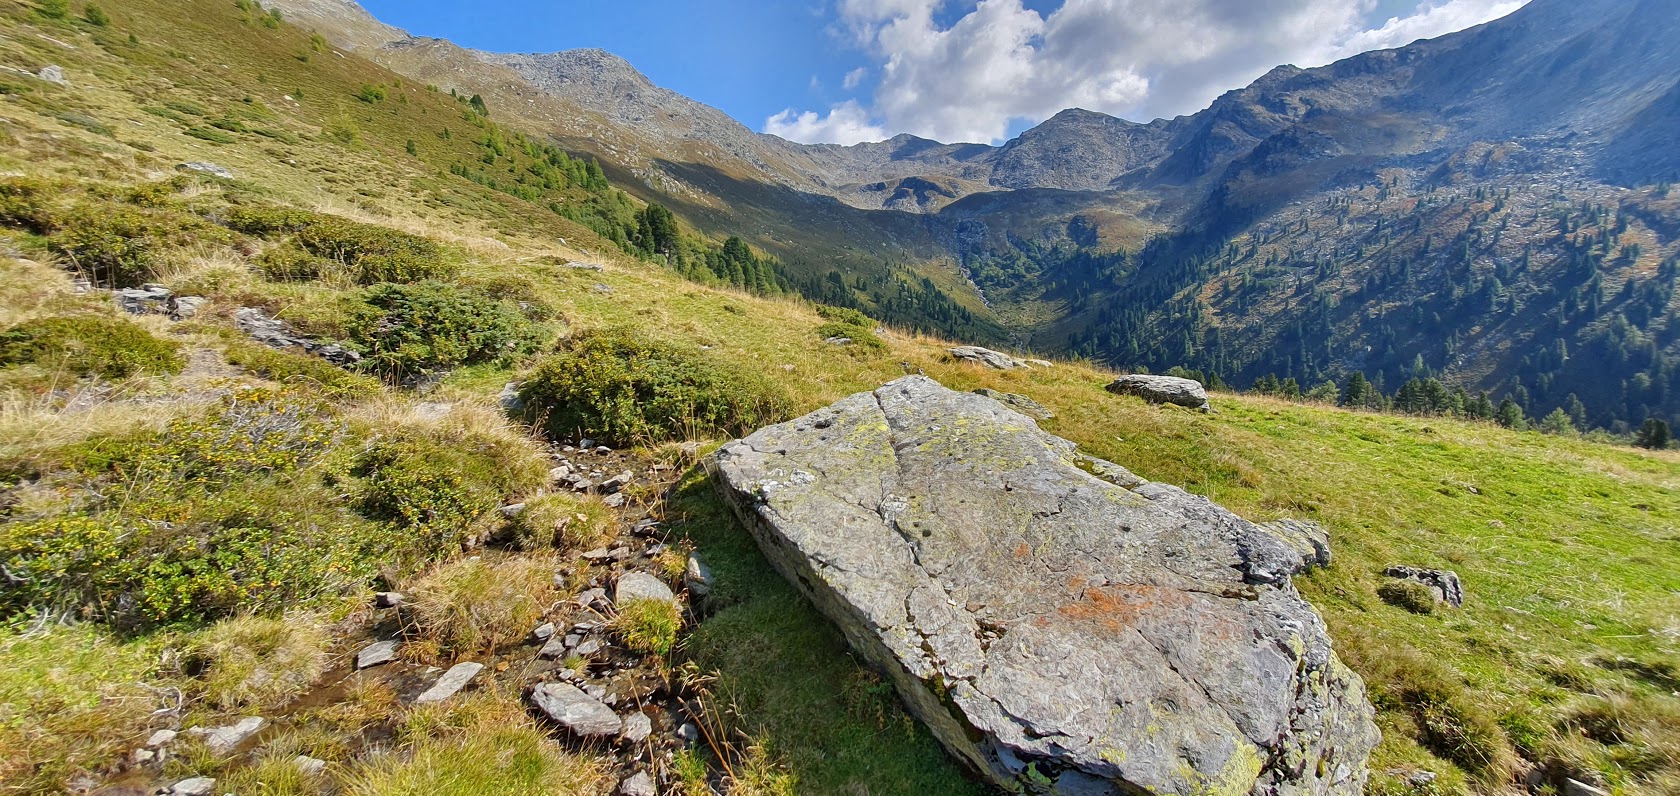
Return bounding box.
[843,66,869,90]
[763,0,1529,145]
[765,99,889,145]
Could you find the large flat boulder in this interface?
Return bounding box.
[1107,374,1212,412]
[713,376,1377,796]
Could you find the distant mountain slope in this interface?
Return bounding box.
[271,0,1680,430]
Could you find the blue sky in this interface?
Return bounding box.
[357,0,1529,145]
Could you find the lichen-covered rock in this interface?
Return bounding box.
[974,388,1055,419]
[1106,374,1212,412]
[1383,566,1464,607]
[1261,519,1333,569]
[949,345,1030,370]
[714,376,1377,796]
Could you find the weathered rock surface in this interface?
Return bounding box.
[948,345,1031,370]
[1261,519,1333,569]
[684,552,713,597]
[177,161,234,179]
[614,571,674,605]
[714,376,1377,796]
[1383,566,1464,608]
[186,716,264,754]
[414,661,483,704]
[168,777,216,796]
[1106,374,1213,412]
[530,682,622,737]
[620,771,656,796]
[235,307,361,366]
[355,640,399,669]
[974,388,1055,420]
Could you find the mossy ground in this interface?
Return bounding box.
[0,1,1676,794]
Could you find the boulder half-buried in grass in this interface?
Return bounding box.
[713,376,1378,796]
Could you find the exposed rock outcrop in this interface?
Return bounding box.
[974,388,1054,420]
[1106,374,1213,412]
[1383,566,1464,608]
[949,346,1031,370]
[714,376,1377,796]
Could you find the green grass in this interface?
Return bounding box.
[0,0,1675,793]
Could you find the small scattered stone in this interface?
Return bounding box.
[500,503,527,519]
[36,64,67,85]
[574,638,602,656]
[355,640,400,669]
[594,446,612,455]
[1563,779,1611,796]
[676,722,701,746]
[592,282,614,294]
[131,748,155,764]
[684,553,714,597]
[115,285,173,316]
[620,711,653,744]
[176,161,233,179]
[171,296,207,320]
[615,571,675,605]
[415,662,483,704]
[575,587,608,608]
[499,382,524,413]
[292,756,327,777]
[579,439,596,449]
[374,591,405,608]
[168,776,216,796]
[186,716,264,754]
[620,771,656,796]
[581,548,613,561]
[548,466,573,483]
[529,682,622,737]
[602,492,627,508]
[532,622,558,642]
[146,729,178,748]
[538,636,568,659]
[1384,566,1465,607]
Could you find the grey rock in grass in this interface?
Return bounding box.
[355,640,400,669]
[37,65,67,85]
[948,345,1029,370]
[531,622,558,642]
[499,381,525,413]
[684,552,714,597]
[414,662,483,704]
[187,716,264,754]
[974,388,1054,420]
[115,285,173,316]
[170,296,207,320]
[292,756,327,776]
[1383,566,1464,608]
[1105,374,1213,412]
[373,591,404,608]
[615,571,674,605]
[176,161,233,179]
[145,729,178,748]
[620,771,656,796]
[713,375,1377,796]
[1562,779,1611,796]
[1261,518,1333,569]
[530,682,622,737]
[620,711,653,744]
[168,776,216,796]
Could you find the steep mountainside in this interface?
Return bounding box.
[272,0,1680,431]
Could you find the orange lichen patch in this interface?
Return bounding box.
[1058,584,1193,635]
[1013,542,1031,559]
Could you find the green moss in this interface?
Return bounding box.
[0,314,184,377]
[519,326,792,446]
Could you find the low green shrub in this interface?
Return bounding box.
[48,201,229,286]
[0,315,184,377]
[519,326,792,446]
[253,241,330,281]
[0,176,60,232]
[352,428,544,552]
[186,126,237,144]
[225,206,457,284]
[347,281,543,383]
[813,305,885,350]
[224,342,381,398]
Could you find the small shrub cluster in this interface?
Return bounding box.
[351,426,545,552]
[0,176,59,231]
[48,202,230,287]
[346,281,544,383]
[814,304,885,350]
[519,326,792,446]
[0,389,387,626]
[0,315,184,378]
[225,206,458,284]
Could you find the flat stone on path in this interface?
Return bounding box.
[414,662,483,704]
[355,640,400,669]
[529,682,622,737]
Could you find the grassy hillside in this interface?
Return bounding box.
[0,2,1676,796]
